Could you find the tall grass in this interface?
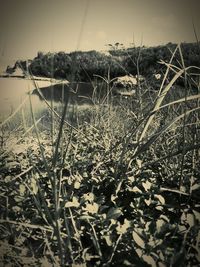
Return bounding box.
[0,44,200,266]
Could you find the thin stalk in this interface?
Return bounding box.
[0,219,53,232]
[45,237,61,267]
[51,54,55,157]
[52,93,69,167]
[88,220,102,258]
[21,107,27,133]
[178,44,188,190]
[158,44,179,96]
[62,125,73,166]
[28,92,52,181]
[107,234,122,264]
[133,106,200,158]
[0,95,29,128]
[54,216,64,265]
[140,143,200,169]
[35,178,55,226]
[30,76,104,148]
[136,44,142,113]
[68,208,83,250]
[29,93,64,262]
[63,210,73,263]
[1,116,44,157]
[137,65,200,145]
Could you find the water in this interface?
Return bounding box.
[0,77,41,121]
[0,77,107,123]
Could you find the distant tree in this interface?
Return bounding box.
[19,42,200,82]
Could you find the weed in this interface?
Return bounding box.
[0,45,200,267]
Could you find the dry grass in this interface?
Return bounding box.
[0,45,200,267]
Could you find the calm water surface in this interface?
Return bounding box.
[0,77,107,122]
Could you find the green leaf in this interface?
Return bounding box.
[30,178,38,195]
[131,186,143,193]
[14,196,24,202]
[106,207,122,220]
[142,255,157,267]
[154,194,165,205]
[193,210,200,222]
[160,215,169,222]
[191,183,200,191]
[80,215,95,221]
[186,213,195,227]
[156,219,165,232]
[132,231,145,249]
[19,184,26,196]
[142,181,152,191]
[82,203,99,214]
[116,219,131,234]
[12,206,21,212]
[145,198,151,206]
[65,196,80,208]
[103,235,112,246]
[158,262,167,267]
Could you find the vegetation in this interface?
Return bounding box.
[12,42,200,83]
[0,44,200,266]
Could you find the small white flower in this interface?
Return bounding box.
[74,181,81,189]
[83,202,99,214]
[83,192,94,202]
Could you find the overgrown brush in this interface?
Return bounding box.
[0,44,200,267]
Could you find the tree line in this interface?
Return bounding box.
[12,42,200,82]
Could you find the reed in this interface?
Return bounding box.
[0,44,200,267]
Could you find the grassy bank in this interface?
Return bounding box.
[0,45,200,267]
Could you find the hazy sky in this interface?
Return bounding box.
[0,0,200,69]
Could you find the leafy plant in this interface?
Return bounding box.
[0,44,200,266]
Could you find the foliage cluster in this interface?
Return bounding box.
[0,44,200,266]
[13,42,200,83]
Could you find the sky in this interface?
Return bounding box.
[0,0,200,70]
